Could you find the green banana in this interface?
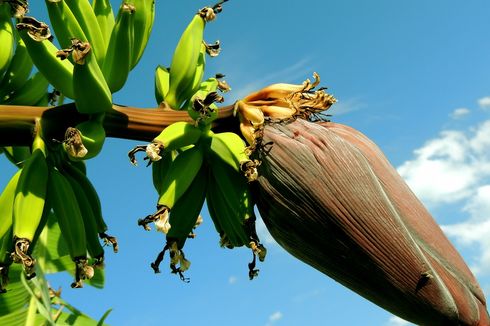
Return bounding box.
[65,0,106,65]
[16,27,76,99]
[129,121,203,165]
[206,139,261,250]
[154,65,169,106]
[186,77,220,125]
[129,0,155,69]
[188,43,206,99]
[2,71,49,105]
[0,170,22,242]
[45,0,88,50]
[60,159,118,252]
[204,175,226,245]
[2,146,31,168]
[152,121,203,155]
[138,145,204,232]
[61,168,105,266]
[102,2,135,93]
[207,131,255,178]
[0,2,14,81]
[164,11,207,109]
[152,149,177,195]
[92,0,115,45]
[0,228,13,293]
[63,119,106,160]
[0,36,33,99]
[166,164,207,249]
[12,141,49,278]
[206,170,249,248]
[48,168,94,288]
[150,164,207,277]
[72,40,113,114]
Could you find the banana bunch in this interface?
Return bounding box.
[157,2,226,109]
[129,115,265,280]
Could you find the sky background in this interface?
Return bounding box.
[1,0,490,325]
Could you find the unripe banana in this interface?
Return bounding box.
[48,168,94,288]
[0,3,14,81]
[207,131,251,174]
[166,165,207,249]
[65,0,106,65]
[206,146,260,250]
[45,0,88,50]
[129,0,155,69]
[102,3,135,93]
[63,119,106,160]
[132,121,203,164]
[152,150,176,195]
[61,159,118,252]
[186,77,219,125]
[61,169,105,265]
[0,36,33,99]
[12,143,49,279]
[205,173,243,248]
[153,121,203,153]
[164,12,206,109]
[0,170,22,242]
[139,145,204,233]
[0,228,13,293]
[2,71,49,105]
[154,65,169,105]
[72,40,113,114]
[16,27,75,99]
[92,0,115,45]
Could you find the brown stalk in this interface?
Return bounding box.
[0,103,237,146]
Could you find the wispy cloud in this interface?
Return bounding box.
[397,118,490,277]
[228,276,238,284]
[450,107,470,119]
[265,311,283,326]
[329,97,365,116]
[478,96,490,111]
[230,57,314,101]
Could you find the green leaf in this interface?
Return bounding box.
[0,307,28,326]
[97,308,112,326]
[0,265,29,315]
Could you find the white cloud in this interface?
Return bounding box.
[228,276,237,284]
[385,316,413,326]
[397,118,490,278]
[265,311,283,326]
[397,122,490,206]
[478,97,490,110]
[450,107,470,119]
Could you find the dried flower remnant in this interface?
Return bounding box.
[252,118,489,325]
[235,73,336,145]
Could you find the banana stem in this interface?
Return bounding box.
[0,103,237,146]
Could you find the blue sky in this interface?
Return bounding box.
[2,0,490,325]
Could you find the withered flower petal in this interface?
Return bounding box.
[253,118,489,325]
